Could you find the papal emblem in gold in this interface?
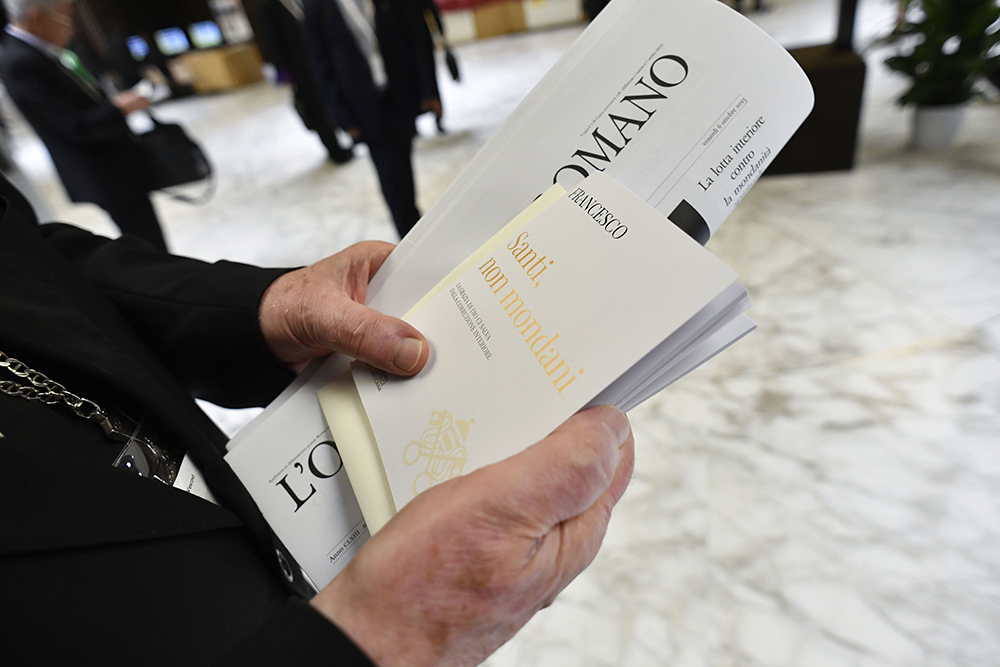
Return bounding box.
[403,410,473,495]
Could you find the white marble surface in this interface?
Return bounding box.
[6,1,1000,664]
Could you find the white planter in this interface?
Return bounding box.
[911,105,966,151]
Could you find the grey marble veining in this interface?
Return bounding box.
[704,339,1000,665]
[5,0,1000,664]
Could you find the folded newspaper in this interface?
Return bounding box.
[225,0,814,593]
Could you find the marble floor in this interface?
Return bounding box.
[6,0,999,664]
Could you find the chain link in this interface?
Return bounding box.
[1,350,179,485]
[0,350,103,419]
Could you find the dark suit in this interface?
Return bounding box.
[303,0,439,238]
[0,177,372,666]
[255,0,354,164]
[0,33,167,250]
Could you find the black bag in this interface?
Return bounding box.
[444,46,460,83]
[138,118,214,201]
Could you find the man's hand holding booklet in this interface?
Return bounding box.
[226,0,814,593]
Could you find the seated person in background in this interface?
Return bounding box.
[0,0,168,250]
[0,173,635,666]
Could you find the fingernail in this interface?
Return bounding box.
[598,405,630,446]
[392,337,423,372]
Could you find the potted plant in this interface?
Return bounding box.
[882,0,1000,150]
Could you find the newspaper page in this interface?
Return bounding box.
[366,0,812,317]
[225,0,813,587]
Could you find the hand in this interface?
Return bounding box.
[311,405,635,667]
[259,241,429,374]
[111,90,152,114]
[421,97,443,120]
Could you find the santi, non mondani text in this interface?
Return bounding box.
[479,255,583,394]
[506,231,555,288]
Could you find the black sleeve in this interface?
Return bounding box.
[39,222,297,408]
[219,599,376,666]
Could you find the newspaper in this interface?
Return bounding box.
[225,0,813,590]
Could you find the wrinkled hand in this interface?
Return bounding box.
[259,241,428,374]
[311,405,635,667]
[111,90,152,114]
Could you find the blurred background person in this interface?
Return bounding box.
[0,0,167,250]
[0,0,53,219]
[302,0,441,239]
[582,0,611,20]
[420,0,457,132]
[254,0,354,164]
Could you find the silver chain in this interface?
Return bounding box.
[1,349,180,485]
[0,350,103,420]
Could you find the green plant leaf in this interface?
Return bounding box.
[883,0,1000,105]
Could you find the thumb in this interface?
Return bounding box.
[466,405,634,600]
[325,297,430,375]
[480,406,633,531]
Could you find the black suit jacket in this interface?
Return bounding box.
[257,0,352,158]
[0,178,373,666]
[302,0,438,143]
[0,35,150,206]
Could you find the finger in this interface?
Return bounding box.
[341,241,395,281]
[479,406,631,532]
[550,430,634,580]
[327,297,429,375]
[322,242,395,304]
[517,432,633,613]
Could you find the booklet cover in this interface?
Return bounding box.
[327,172,742,523]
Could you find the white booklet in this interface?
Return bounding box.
[225,0,814,591]
[321,172,747,532]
